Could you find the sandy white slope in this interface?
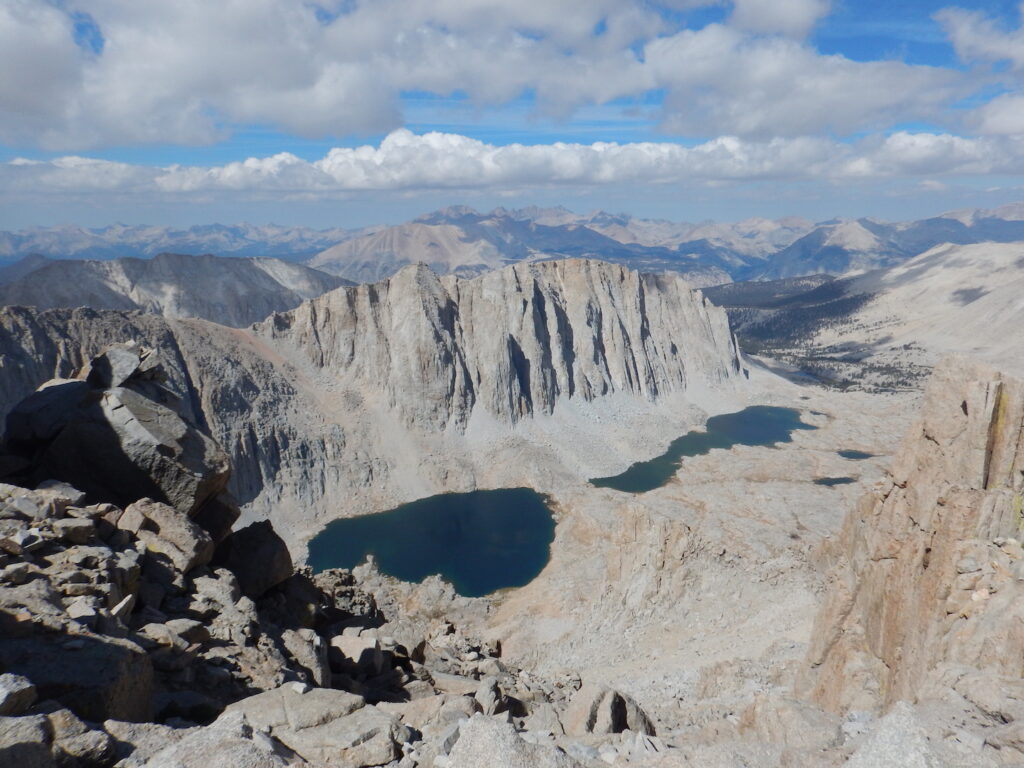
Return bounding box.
[816,241,1024,376]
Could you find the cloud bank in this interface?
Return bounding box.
[0,0,978,150]
[6,130,1024,203]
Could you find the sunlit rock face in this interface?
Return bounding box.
[800,358,1024,714]
[0,258,742,549]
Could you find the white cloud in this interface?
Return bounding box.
[0,0,978,149]
[0,1,86,144]
[6,130,1024,204]
[937,5,1024,71]
[937,5,1024,137]
[646,24,962,138]
[836,132,1013,177]
[971,93,1024,135]
[730,0,830,38]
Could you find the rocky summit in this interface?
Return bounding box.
[0,254,1023,767]
[0,343,656,767]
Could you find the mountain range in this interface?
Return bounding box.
[6,202,1024,287]
[0,222,373,262]
[706,237,1024,390]
[0,252,351,327]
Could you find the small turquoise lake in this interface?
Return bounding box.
[307,488,556,598]
[590,406,817,494]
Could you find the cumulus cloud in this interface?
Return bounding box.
[6,130,1024,205]
[938,5,1024,71]
[971,93,1024,135]
[730,0,830,38]
[0,1,86,142]
[647,24,961,138]
[0,0,976,149]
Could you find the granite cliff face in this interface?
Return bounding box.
[0,259,742,547]
[800,359,1024,724]
[258,259,739,430]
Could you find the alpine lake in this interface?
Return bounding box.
[308,406,820,596]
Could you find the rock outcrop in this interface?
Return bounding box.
[0,259,742,547]
[799,358,1024,759]
[4,343,231,517]
[0,477,656,768]
[260,259,739,429]
[0,349,660,767]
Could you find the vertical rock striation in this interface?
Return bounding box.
[800,358,1024,714]
[258,259,740,430]
[0,259,742,544]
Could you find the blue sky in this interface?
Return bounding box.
[3,0,1024,228]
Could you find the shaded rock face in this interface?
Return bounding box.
[213,521,293,599]
[3,344,230,517]
[0,633,154,723]
[800,358,1024,714]
[0,252,349,328]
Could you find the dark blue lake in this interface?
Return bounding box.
[307,488,556,598]
[590,406,817,494]
[814,476,857,487]
[837,450,874,460]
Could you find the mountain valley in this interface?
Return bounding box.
[0,231,1023,767]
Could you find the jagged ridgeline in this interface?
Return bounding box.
[0,259,742,549]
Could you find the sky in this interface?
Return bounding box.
[3,0,1024,229]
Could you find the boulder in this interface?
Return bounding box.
[330,634,386,676]
[214,521,293,599]
[45,707,115,766]
[144,710,293,768]
[430,671,479,696]
[378,693,473,731]
[103,719,198,768]
[226,684,406,765]
[2,346,231,518]
[281,629,330,687]
[0,633,153,722]
[191,493,241,545]
[562,683,655,736]
[4,380,90,451]
[225,685,365,732]
[52,517,94,544]
[276,703,406,765]
[474,676,508,716]
[523,702,564,735]
[126,498,213,574]
[445,714,582,768]
[0,714,55,768]
[0,674,36,716]
[39,387,229,516]
[82,343,146,390]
